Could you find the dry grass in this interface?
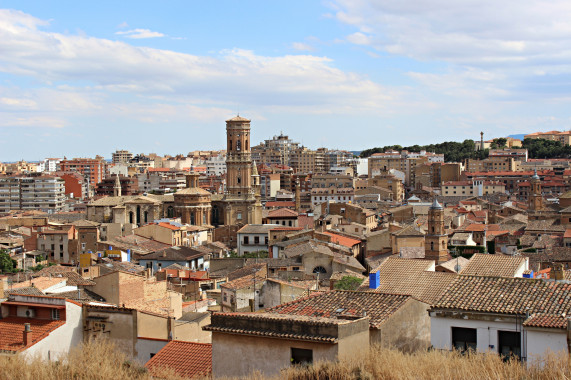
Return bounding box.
[0,342,569,380]
[278,346,571,380]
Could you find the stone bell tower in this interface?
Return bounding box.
[425,198,449,264]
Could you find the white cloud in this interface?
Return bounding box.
[115,28,165,39]
[0,9,395,117]
[292,42,314,51]
[330,0,571,102]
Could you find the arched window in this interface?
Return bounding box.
[144,211,148,223]
[245,140,248,151]
[136,206,141,225]
[237,140,241,151]
[129,212,133,224]
[190,212,195,225]
[229,140,232,151]
[167,206,174,218]
[430,242,434,251]
[313,266,327,274]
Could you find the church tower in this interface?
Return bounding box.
[529,169,543,211]
[211,116,262,226]
[425,198,449,264]
[226,116,253,196]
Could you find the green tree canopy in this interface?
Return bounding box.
[0,250,16,273]
[334,276,364,291]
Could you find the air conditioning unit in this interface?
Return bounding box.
[25,309,36,318]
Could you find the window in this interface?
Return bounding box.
[244,236,249,244]
[452,327,477,353]
[498,331,521,360]
[254,236,260,244]
[81,243,86,250]
[51,309,60,320]
[237,213,242,220]
[291,348,313,365]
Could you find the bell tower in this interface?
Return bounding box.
[529,169,543,211]
[425,198,449,264]
[226,116,252,196]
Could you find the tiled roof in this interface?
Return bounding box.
[267,208,299,218]
[141,246,206,261]
[103,235,171,255]
[460,254,526,278]
[43,271,96,286]
[51,288,106,303]
[398,247,425,259]
[220,274,265,290]
[10,277,66,291]
[265,201,296,208]
[523,313,568,329]
[145,341,212,378]
[236,224,276,234]
[360,257,457,304]
[227,263,267,282]
[6,287,45,296]
[31,265,76,277]
[203,312,351,343]
[267,290,414,329]
[437,257,470,273]
[433,276,571,315]
[0,317,64,352]
[322,231,361,247]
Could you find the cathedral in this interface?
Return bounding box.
[210,116,263,226]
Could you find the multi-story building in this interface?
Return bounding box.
[465,157,520,173]
[311,187,354,206]
[111,150,133,165]
[525,130,571,145]
[414,162,462,189]
[488,148,528,162]
[368,150,444,187]
[205,153,227,176]
[96,175,139,196]
[441,180,506,197]
[0,175,66,213]
[252,134,301,168]
[36,158,61,173]
[59,157,107,187]
[136,170,187,193]
[55,171,89,200]
[311,174,353,189]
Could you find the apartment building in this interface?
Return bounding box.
[36,158,61,173]
[205,154,226,176]
[0,175,66,213]
[59,157,107,186]
[111,150,133,164]
[311,174,353,189]
[525,130,571,145]
[488,148,528,162]
[441,180,506,197]
[368,150,444,187]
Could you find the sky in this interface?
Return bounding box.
[1,1,571,161]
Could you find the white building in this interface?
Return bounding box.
[236,224,275,256]
[430,275,571,363]
[36,158,62,173]
[205,154,227,176]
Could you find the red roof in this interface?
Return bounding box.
[464,224,486,232]
[145,341,212,378]
[564,229,571,239]
[322,231,361,247]
[0,317,64,352]
[267,208,299,218]
[157,222,181,231]
[298,215,314,229]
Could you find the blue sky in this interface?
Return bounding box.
[1,1,571,161]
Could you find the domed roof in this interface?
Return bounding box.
[174,187,211,196]
[226,115,250,122]
[532,169,540,180]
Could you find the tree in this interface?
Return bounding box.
[490,138,507,149]
[334,276,364,291]
[0,250,16,273]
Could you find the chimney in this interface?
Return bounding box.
[553,264,565,281]
[23,323,32,346]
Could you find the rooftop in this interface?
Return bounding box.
[460,254,527,278]
[145,341,212,378]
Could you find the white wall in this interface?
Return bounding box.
[24,302,84,361]
[134,338,168,365]
[431,315,522,353]
[431,314,568,363]
[526,329,567,363]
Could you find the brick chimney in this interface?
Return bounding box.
[23,323,32,346]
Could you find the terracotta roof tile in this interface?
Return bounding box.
[461,254,526,278]
[523,313,568,329]
[267,290,413,329]
[322,231,361,247]
[433,276,571,315]
[145,341,212,378]
[267,208,299,218]
[0,317,64,352]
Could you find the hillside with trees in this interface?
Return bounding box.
[360,137,571,162]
